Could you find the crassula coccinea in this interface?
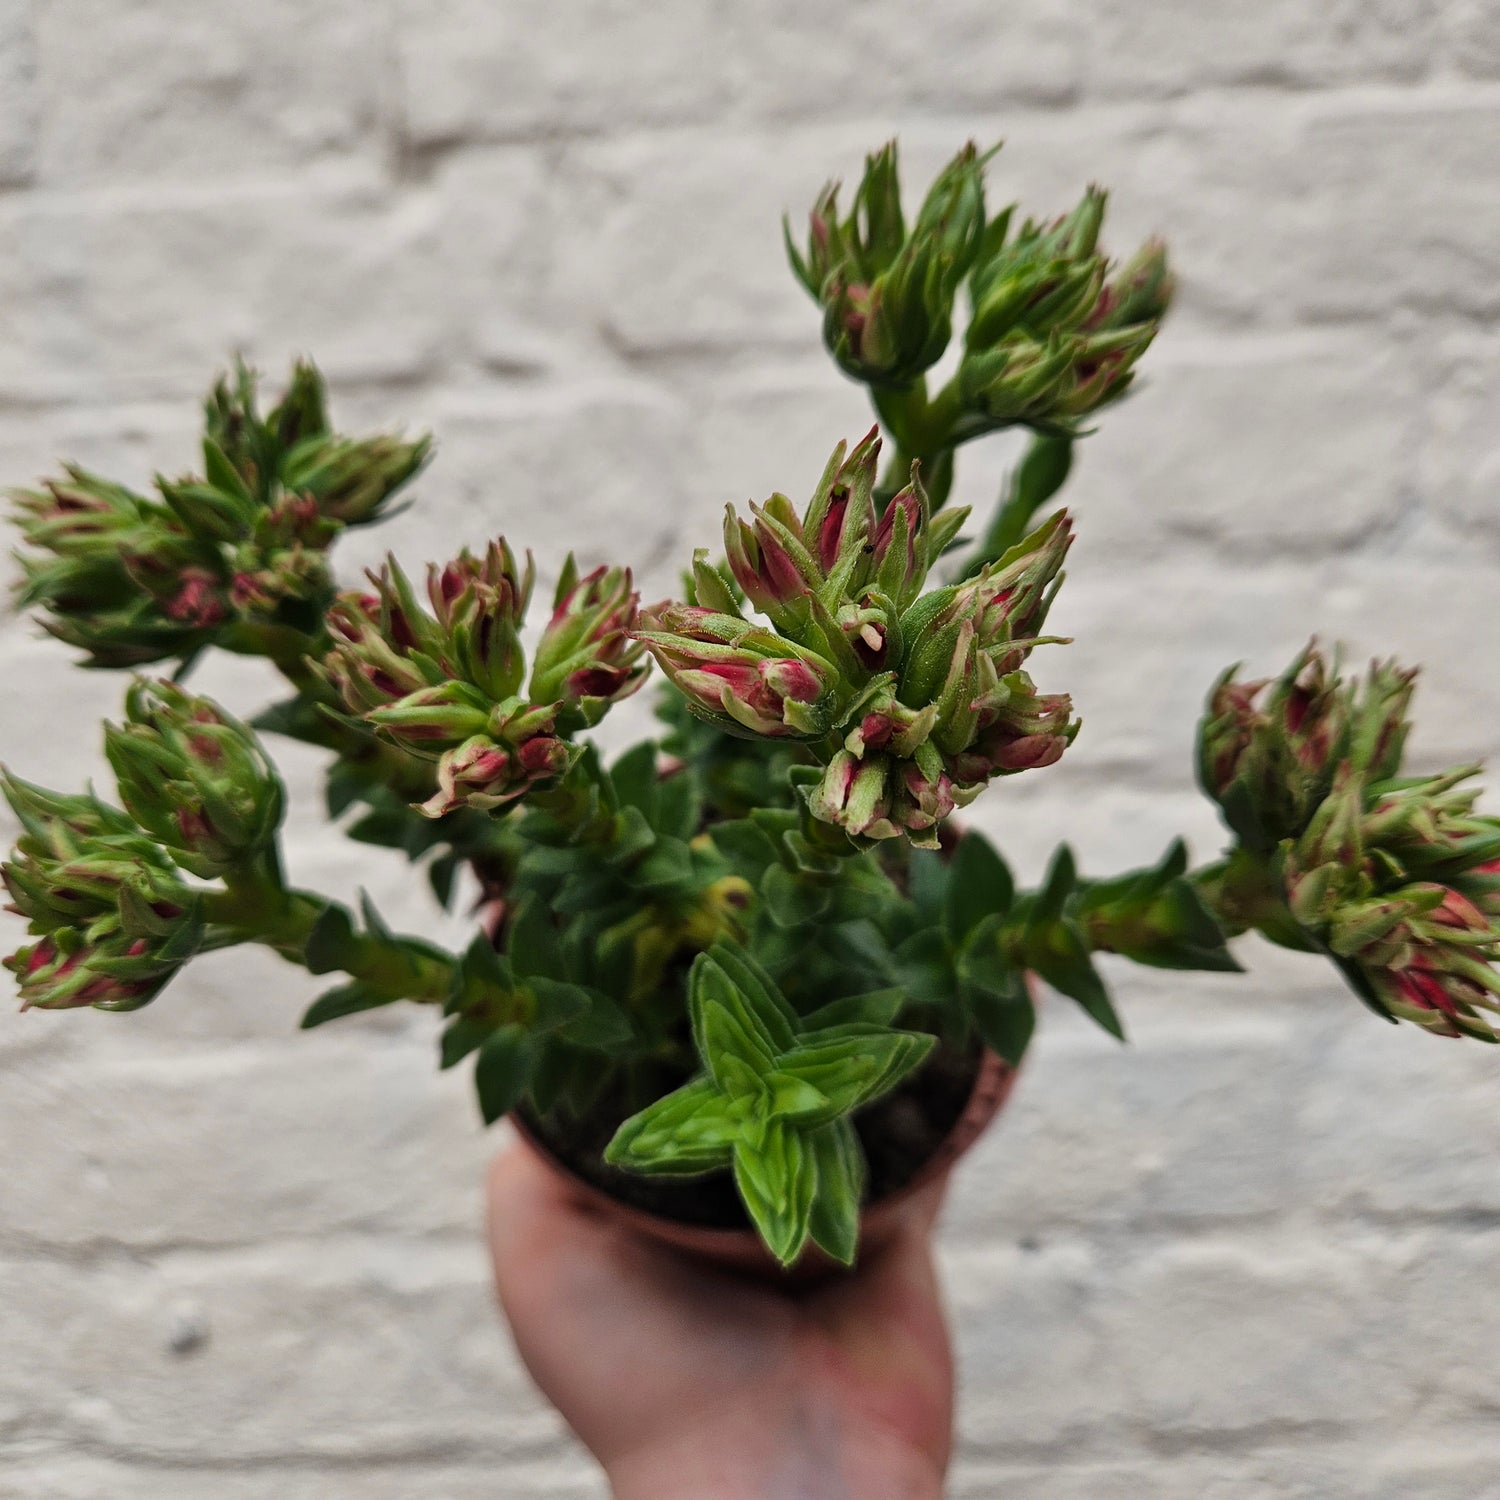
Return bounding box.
[6,140,1497,1269]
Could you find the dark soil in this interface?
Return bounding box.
[516,1040,984,1230]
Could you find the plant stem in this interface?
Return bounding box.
[203,866,455,1003]
[961,431,1073,579]
[872,379,962,510]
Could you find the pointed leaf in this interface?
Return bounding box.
[300,981,396,1030]
[733,1119,817,1268]
[474,1024,537,1125]
[807,1118,867,1267]
[945,831,1014,940]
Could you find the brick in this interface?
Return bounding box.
[943,993,1317,1243]
[33,0,389,186]
[0,1243,561,1462]
[3,1455,605,1500]
[0,1037,497,1249]
[1067,331,1418,559]
[1282,100,1500,321]
[0,173,536,405]
[940,1240,1120,1450]
[0,0,36,187]
[1080,0,1440,97]
[1418,328,1500,545]
[1101,1235,1390,1435]
[336,383,702,601]
[1442,0,1500,77]
[1293,1016,1500,1221]
[727,0,1083,117]
[544,129,847,356]
[394,0,728,147]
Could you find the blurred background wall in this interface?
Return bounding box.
[3,2,1500,1495]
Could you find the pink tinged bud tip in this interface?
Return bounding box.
[816,486,851,575]
[165,571,227,628]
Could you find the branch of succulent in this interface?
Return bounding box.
[4,137,1496,1270]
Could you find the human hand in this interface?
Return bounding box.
[487,1141,954,1500]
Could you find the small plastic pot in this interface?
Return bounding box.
[509,1047,1018,1280]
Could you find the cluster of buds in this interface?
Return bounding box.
[528,559,649,728]
[786,142,1172,434]
[322,540,643,818]
[637,432,1075,847]
[104,679,284,880]
[957,189,1171,433]
[1,775,203,1011]
[1199,645,1413,851]
[786,142,990,388]
[9,360,429,669]
[1203,645,1500,1040]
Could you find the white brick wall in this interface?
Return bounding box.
[3,3,1499,1495]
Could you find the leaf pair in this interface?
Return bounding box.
[606,944,933,1267]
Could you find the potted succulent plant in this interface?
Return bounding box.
[7,141,1498,1274]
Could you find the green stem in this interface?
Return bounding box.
[1190,849,1318,953]
[961,432,1073,579]
[872,380,963,510]
[203,866,456,1003]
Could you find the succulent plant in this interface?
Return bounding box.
[6,141,1493,1270]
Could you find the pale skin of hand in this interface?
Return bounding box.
[488,1143,955,1500]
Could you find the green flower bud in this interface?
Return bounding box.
[104,679,284,879]
[2,773,202,1013]
[787,142,993,387]
[529,558,648,726]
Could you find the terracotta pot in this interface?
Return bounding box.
[510,1047,1019,1280]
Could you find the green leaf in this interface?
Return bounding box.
[441,1016,492,1069]
[734,1119,817,1268]
[558,992,636,1050]
[202,434,258,509]
[1034,844,1078,924]
[528,976,591,1031]
[709,817,781,877]
[696,995,779,1096]
[892,927,955,1005]
[799,988,905,1031]
[610,742,660,819]
[655,771,701,842]
[300,981,395,1030]
[305,903,356,975]
[703,942,799,1050]
[358,889,396,945]
[474,1024,537,1125]
[507,897,564,982]
[606,1077,740,1175]
[945,831,1014,940]
[780,1029,935,1117]
[428,852,460,909]
[762,863,832,927]
[1029,916,1126,1041]
[807,1118,867,1267]
[635,836,695,893]
[963,976,1035,1064]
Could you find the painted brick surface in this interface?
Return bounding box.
[3,2,1500,1496]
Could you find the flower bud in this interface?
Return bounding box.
[787,142,991,387]
[1197,644,1352,851]
[282,432,431,527]
[530,557,648,724]
[1090,238,1175,332]
[2,774,202,1012]
[723,498,822,633]
[322,541,532,742]
[104,679,284,879]
[418,714,574,819]
[637,604,841,740]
